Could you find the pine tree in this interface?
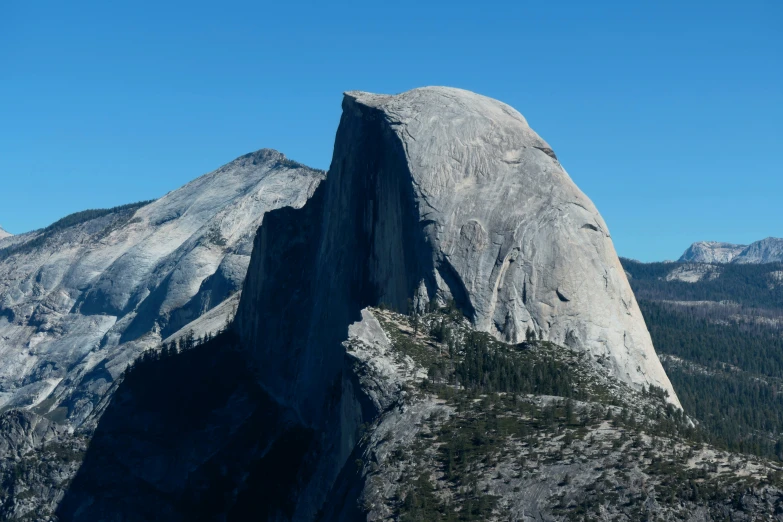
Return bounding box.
[526,327,537,342]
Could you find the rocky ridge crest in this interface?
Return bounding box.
[0,149,324,427]
[679,238,783,264]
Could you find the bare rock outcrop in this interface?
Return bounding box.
[679,238,783,265]
[733,237,783,264]
[0,149,324,427]
[678,241,747,263]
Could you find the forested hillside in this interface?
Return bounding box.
[622,258,783,459]
[624,259,783,308]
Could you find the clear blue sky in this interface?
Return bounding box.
[1,1,780,261]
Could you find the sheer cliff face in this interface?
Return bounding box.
[235,115,429,429]
[237,86,680,426]
[0,150,324,426]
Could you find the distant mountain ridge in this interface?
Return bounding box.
[678,241,747,263]
[679,237,783,264]
[733,237,783,264]
[0,226,11,240]
[0,149,325,428]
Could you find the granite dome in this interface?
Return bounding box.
[342,87,679,405]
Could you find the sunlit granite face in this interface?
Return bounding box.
[0,150,324,425]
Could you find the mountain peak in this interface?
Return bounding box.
[0,149,325,428]
[678,241,747,263]
[227,148,323,173]
[0,226,10,240]
[679,238,783,264]
[733,237,783,264]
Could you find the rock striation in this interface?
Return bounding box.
[0,149,324,427]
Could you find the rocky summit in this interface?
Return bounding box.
[0,149,323,428]
[679,237,783,264]
[678,241,747,264]
[0,227,11,241]
[733,237,783,264]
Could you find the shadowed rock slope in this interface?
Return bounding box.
[55,333,315,522]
